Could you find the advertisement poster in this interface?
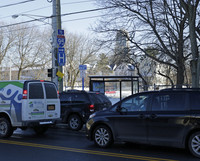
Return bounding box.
[93,82,105,93]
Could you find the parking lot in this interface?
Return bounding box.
[0,125,199,161]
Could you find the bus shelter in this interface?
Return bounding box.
[89,75,139,101]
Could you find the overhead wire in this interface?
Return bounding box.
[0,0,36,9]
[0,6,116,29]
[1,14,108,34]
[0,0,94,20]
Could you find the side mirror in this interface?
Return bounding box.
[116,105,122,112]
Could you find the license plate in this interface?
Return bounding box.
[47,105,55,111]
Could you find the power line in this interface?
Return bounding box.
[62,1,94,5]
[0,0,36,9]
[0,0,94,20]
[0,6,115,28]
[1,14,108,34]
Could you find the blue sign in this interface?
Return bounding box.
[57,35,65,47]
[58,29,64,35]
[58,47,65,53]
[79,65,87,70]
[57,48,66,66]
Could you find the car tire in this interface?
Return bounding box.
[93,125,113,148]
[188,131,200,158]
[0,117,13,138]
[68,114,83,131]
[33,126,48,135]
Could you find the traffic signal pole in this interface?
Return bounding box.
[52,0,63,92]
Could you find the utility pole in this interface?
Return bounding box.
[51,0,63,92]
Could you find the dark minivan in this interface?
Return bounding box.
[86,88,200,158]
[60,90,112,131]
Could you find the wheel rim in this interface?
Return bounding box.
[70,117,79,129]
[191,135,200,155]
[0,121,8,135]
[95,127,109,146]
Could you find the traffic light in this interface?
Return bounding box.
[47,68,52,77]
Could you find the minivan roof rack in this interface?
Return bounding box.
[160,88,200,91]
[64,89,86,93]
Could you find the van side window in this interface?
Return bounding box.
[152,93,186,111]
[29,83,44,99]
[189,92,200,110]
[73,94,89,103]
[60,93,72,103]
[44,83,58,99]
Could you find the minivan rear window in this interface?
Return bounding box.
[29,83,44,99]
[152,93,186,111]
[189,92,200,110]
[44,83,58,99]
[88,93,102,103]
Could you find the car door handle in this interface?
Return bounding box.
[149,114,157,119]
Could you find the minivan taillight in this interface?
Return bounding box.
[23,90,28,99]
[89,104,95,112]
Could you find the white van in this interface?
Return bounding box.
[0,80,60,137]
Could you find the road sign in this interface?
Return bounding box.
[57,35,65,47]
[79,65,87,70]
[56,71,64,78]
[57,48,66,66]
[80,70,86,78]
[58,29,64,35]
[58,47,65,53]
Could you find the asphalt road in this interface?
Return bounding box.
[0,125,199,161]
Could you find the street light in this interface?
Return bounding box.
[12,14,50,25]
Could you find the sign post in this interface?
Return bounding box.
[79,65,87,90]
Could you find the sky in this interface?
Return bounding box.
[0,0,101,35]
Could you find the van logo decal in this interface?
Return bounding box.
[0,84,23,122]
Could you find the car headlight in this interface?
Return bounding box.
[89,113,96,119]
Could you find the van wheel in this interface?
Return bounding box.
[68,114,83,131]
[93,125,113,148]
[33,126,48,135]
[0,117,13,138]
[188,131,200,158]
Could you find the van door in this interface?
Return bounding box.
[44,82,60,119]
[112,94,150,143]
[27,82,46,120]
[148,92,188,147]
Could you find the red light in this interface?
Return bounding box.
[23,90,28,99]
[40,80,44,82]
[23,90,27,94]
[89,105,95,112]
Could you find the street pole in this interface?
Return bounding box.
[52,0,63,92]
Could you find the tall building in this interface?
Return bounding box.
[114,30,129,65]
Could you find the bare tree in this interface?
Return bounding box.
[94,0,191,87]
[64,32,98,88]
[180,0,200,87]
[11,24,51,80]
[0,23,15,79]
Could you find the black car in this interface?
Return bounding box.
[86,88,200,158]
[60,90,112,131]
